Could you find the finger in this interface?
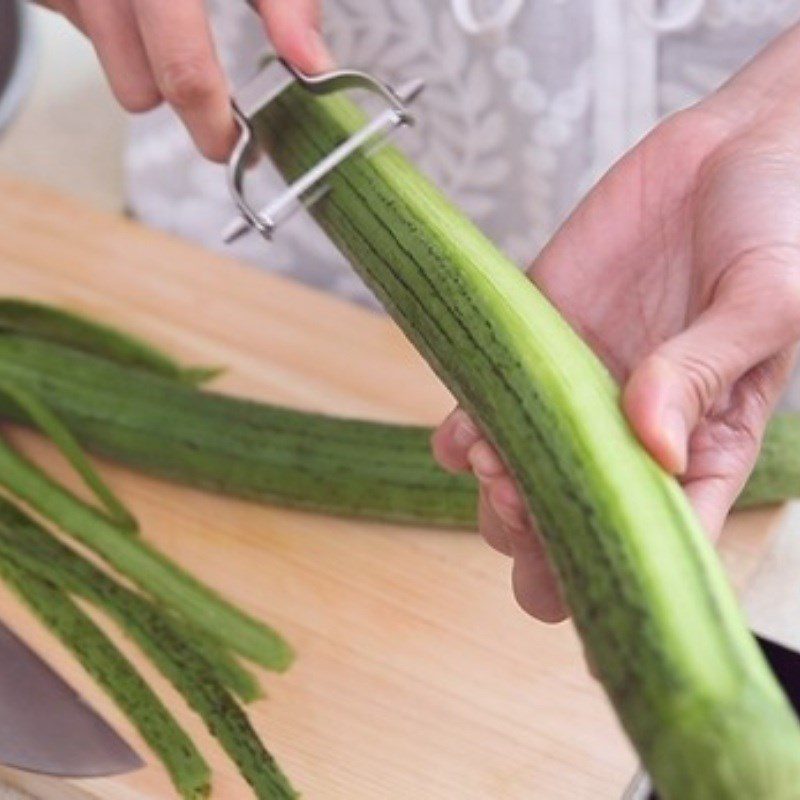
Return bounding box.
[684,474,743,540]
[509,521,568,624]
[470,435,564,619]
[132,0,236,161]
[477,472,568,623]
[33,0,85,31]
[77,0,160,112]
[485,473,527,533]
[624,261,800,475]
[467,439,506,482]
[683,350,795,536]
[258,0,333,73]
[478,484,512,556]
[431,408,483,473]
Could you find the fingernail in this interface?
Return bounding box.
[452,415,478,449]
[468,440,503,480]
[662,405,688,474]
[305,30,334,71]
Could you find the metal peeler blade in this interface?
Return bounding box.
[222,56,424,244]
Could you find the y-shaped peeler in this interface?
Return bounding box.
[222,55,424,243]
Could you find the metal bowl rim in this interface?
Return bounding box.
[0,0,38,134]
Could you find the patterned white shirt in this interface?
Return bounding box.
[126,0,800,309]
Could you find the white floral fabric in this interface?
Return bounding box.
[126,0,800,309]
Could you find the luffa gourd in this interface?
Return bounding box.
[0,320,795,528]
[247,86,800,798]
[2,77,800,794]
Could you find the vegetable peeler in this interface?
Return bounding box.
[222,55,424,243]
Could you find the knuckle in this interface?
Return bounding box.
[650,107,732,166]
[644,351,722,418]
[117,85,161,114]
[677,354,724,417]
[159,56,217,107]
[730,412,764,455]
[714,413,761,457]
[478,494,512,556]
[720,366,776,452]
[656,109,697,144]
[693,418,761,483]
[743,371,773,418]
[454,410,481,442]
[731,245,800,332]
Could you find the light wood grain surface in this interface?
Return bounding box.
[0,176,786,799]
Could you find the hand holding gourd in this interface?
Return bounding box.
[31,0,331,161]
[433,24,800,623]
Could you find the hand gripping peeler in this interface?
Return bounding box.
[222,55,424,244]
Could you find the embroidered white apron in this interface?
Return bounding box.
[126,0,800,309]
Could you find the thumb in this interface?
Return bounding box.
[623,276,800,474]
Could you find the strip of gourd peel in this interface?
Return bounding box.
[0,380,138,533]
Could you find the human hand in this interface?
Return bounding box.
[33,0,332,161]
[432,28,800,623]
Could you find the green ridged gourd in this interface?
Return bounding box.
[250,84,800,798]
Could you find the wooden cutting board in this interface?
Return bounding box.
[0,175,785,800]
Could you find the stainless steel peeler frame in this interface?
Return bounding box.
[223,56,424,243]
[621,770,652,800]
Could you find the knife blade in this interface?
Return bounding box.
[0,619,143,777]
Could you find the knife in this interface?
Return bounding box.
[623,517,800,800]
[0,619,143,777]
